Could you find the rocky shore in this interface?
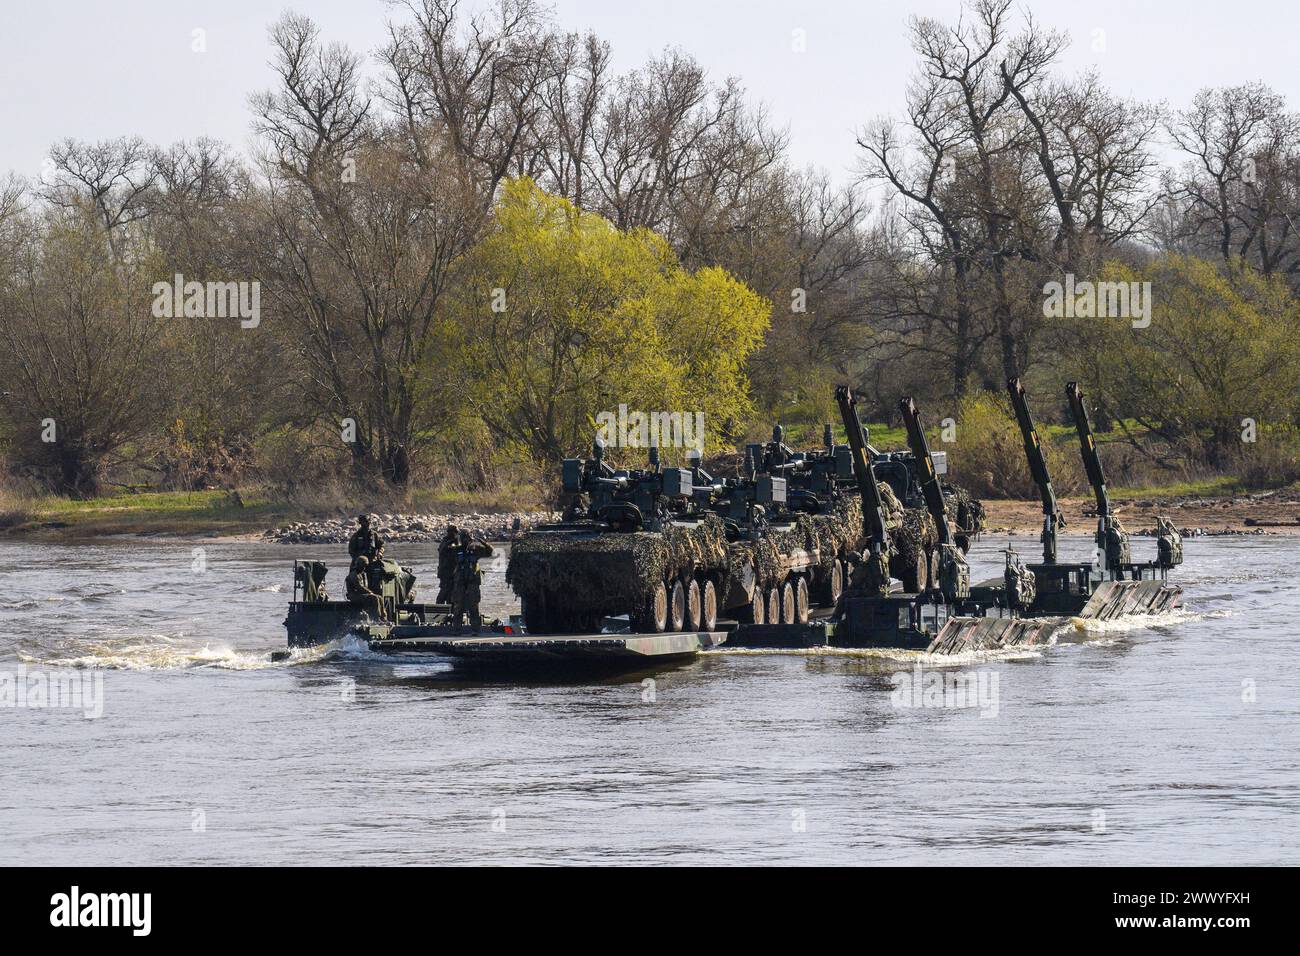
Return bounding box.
[263,511,561,545]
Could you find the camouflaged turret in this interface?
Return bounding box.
[507,441,735,634]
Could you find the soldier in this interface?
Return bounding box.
[344,556,386,621]
[562,492,590,522]
[450,530,495,632]
[436,524,459,603]
[1156,516,1183,569]
[1004,548,1037,611]
[348,514,385,564]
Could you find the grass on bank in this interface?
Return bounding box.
[3,479,553,538]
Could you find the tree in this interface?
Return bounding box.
[456,178,770,463]
[1076,255,1300,467]
[1166,83,1300,285]
[252,11,486,485]
[0,206,166,496]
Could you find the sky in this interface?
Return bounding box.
[1,0,1297,183]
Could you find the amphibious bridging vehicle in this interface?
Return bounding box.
[285,558,444,647]
[994,378,1183,621]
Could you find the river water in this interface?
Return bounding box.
[1,533,1296,865]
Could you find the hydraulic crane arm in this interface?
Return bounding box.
[898,397,953,546]
[1067,381,1131,577]
[1008,377,1065,563]
[1066,382,1111,518]
[835,385,888,552]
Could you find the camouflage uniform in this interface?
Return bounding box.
[435,525,459,604]
[450,532,495,632]
[348,515,385,564]
[344,556,385,621]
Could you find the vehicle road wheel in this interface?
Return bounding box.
[795,577,810,624]
[668,579,686,632]
[637,582,668,633]
[781,580,796,624]
[748,588,765,625]
[898,551,927,593]
[684,578,702,631]
[766,586,781,625]
[700,580,719,631]
[829,559,844,605]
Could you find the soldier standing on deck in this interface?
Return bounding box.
[450,530,494,632]
[348,514,385,564]
[436,524,459,603]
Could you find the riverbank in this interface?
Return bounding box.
[4,482,1299,541]
[982,488,1300,536]
[0,487,552,542]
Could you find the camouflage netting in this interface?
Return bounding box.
[867,483,933,578]
[944,483,986,535]
[506,513,731,617]
[811,497,864,576]
[728,495,866,591]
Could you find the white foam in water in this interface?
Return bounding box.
[17,632,343,671]
[1065,605,1224,637]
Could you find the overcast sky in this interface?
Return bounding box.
[2,0,1296,182]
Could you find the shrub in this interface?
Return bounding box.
[950,391,1085,499]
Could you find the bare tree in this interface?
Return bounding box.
[1167,83,1300,281]
[43,137,159,259]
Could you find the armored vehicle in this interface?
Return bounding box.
[730,387,1049,652]
[507,441,736,634]
[705,430,861,626]
[868,434,985,550]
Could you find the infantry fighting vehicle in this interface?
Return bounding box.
[730,387,1052,651]
[506,441,736,634]
[738,419,948,597]
[867,429,986,551]
[705,430,861,626]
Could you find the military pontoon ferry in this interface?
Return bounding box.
[283,382,1184,668]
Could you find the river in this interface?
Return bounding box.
[1,533,1296,865]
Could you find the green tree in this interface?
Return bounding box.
[1078,254,1300,466]
[457,178,770,463]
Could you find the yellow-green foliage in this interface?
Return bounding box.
[1080,255,1300,455]
[456,178,771,464]
[952,391,1084,499]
